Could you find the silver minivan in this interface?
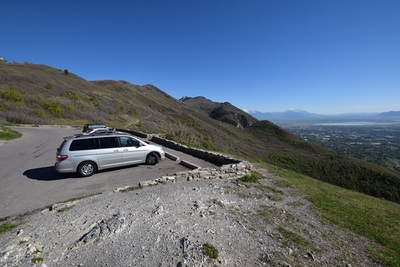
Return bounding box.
[55,131,165,176]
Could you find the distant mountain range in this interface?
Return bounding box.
[247,109,400,123]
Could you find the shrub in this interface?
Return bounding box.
[203,243,218,259]
[35,108,46,118]
[89,94,100,107]
[63,90,81,101]
[0,88,24,103]
[239,171,261,183]
[67,103,76,112]
[45,82,53,89]
[43,100,64,117]
[129,107,138,115]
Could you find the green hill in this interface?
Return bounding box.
[1,61,399,203]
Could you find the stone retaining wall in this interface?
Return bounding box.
[150,136,241,166]
[116,129,253,188]
[118,129,242,166]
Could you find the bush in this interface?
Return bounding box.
[67,103,76,112]
[45,82,53,89]
[89,94,100,107]
[129,107,138,115]
[203,243,218,259]
[239,171,261,183]
[0,88,24,103]
[63,90,81,101]
[35,108,46,118]
[43,100,64,117]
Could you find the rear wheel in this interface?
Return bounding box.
[146,153,158,165]
[77,161,97,177]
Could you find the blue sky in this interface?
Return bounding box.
[1,0,399,114]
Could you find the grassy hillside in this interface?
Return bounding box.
[266,163,400,267]
[1,61,399,203]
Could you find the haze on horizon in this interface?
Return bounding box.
[1,1,399,115]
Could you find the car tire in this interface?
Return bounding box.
[77,161,97,177]
[146,153,158,165]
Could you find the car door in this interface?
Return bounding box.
[96,137,123,168]
[119,136,147,165]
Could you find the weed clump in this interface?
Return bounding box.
[119,186,142,193]
[203,243,219,259]
[0,222,17,235]
[31,257,43,265]
[239,171,261,183]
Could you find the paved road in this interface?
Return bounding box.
[0,126,212,219]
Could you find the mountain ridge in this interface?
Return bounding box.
[179,96,258,128]
[249,109,400,123]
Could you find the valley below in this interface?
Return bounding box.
[284,121,400,171]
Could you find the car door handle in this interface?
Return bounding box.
[123,149,128,152]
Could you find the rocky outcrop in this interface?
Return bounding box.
[76,213,126,246]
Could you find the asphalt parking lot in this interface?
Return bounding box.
[0,126,215,219]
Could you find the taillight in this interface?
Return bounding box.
[57,155,68,162]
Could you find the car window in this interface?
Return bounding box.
[58,140,67,151]
[98,137,120,149]
[120,136,140,147]
[70,139,97,151]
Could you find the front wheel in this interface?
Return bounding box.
[77,161,97,177]
[146,153,158,165]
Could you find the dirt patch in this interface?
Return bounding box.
[0,168,380,266]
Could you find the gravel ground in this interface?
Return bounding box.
[0,168,381,267]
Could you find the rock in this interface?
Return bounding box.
[77,214,126,245]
